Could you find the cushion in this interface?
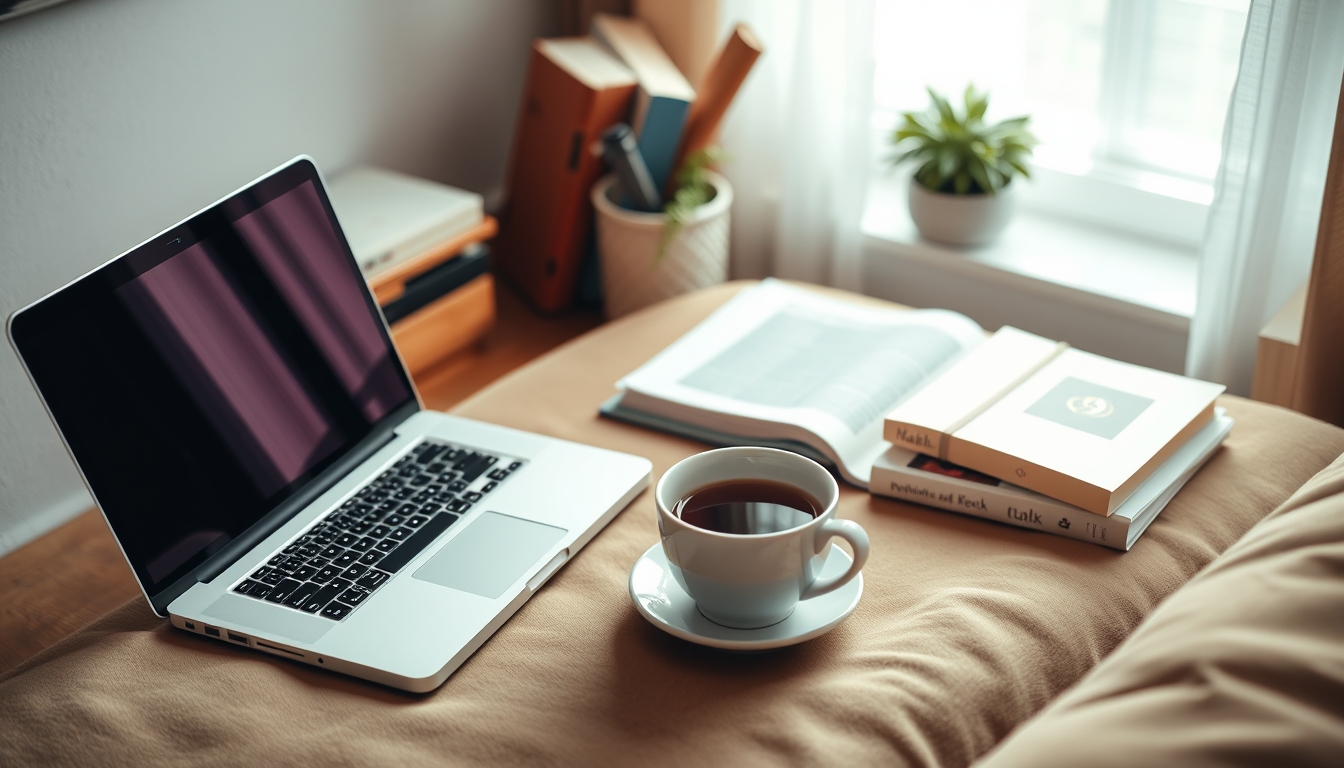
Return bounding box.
[976,453,1344,768]
[2,282,1342,767]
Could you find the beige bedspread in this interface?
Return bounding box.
[2,282,1342,767]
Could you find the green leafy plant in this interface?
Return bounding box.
[891,85,1037,195]
[659,147,726,261]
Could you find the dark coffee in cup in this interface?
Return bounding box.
[674,479,822,535]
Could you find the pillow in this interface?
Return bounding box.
[977,455,1344,767]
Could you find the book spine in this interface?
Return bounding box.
[870,463,1131,551]
[667,24,763,196]
[882,420,944,455]
[636,94,690,194]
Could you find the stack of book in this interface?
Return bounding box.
[601,281,1229,551]
[494,14,761,311]
[327,166,496,377]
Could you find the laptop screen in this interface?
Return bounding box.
[11,159,416,600]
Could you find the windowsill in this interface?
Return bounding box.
[860,175,1199,372]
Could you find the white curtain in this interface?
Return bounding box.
[715,0,875,291]
[1186,0,1344,394]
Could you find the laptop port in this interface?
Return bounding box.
[184,621,196,631]
[227,632,248,644]
[255,641,303,658]
[204,626,220,637]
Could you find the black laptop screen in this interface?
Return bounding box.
[11,160,415,596]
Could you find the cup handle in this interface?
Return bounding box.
[800,519,870,600]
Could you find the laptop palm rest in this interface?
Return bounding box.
[414,512,567,599]
[204,595,335,645]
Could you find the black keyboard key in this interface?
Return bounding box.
[339,587,372,606]
[342,564,368,580]
[350,536,376,552]
[393,488,414,500]
[283,581,319,609]
[444,448,463,462]
[369,525,392,539]
[426,462,447,474]
[378,512,459,574]
[405,515,429,529]
[312,529,336,545]
[314,565,341,584]
[463,492,482,503]
[251,566,276,581]
[448,481,467,492]
[303,583,345,613]
[308,557,329,569]
[332,551,358,569]
[508,461,522,470]
[378,500,399,512]
[321,544,344,559]
[481,482,497,493]
[279,556,305,573]
[349,521,373,535]
[487,468,509,481]
[292,565,318,581]
[409,474,432,487]
[282,542,301,555]
[448,499,470,513]
[356,570,390,590]
[248,583,273,599]
[329,577,352,593]
[336,533,358,547]
[259,569,285,586]
[411,492,432,504]
[265,578,302,603]
[320,602,352,621]
[359,551,385,567]
[234,579,263,596]
[374,539,399,553]
[433,492,455,503]
[267,554,286,567]
[421,503,442,515]
[385,514,406,527]
[417,444,447,465]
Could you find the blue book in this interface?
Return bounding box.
[593,14,695,194]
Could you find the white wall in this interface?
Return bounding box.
[0,0,553,556]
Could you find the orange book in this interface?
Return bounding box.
[496,38,637,311]
[666,24,762,195]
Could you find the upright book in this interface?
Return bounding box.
[496,38,636,311]
[592,13,695,194]
[883,327,1225,515]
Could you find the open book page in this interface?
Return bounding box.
[617,280,985,485]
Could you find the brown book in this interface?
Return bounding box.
[495,38,636,311]
[665,24,762,195]
[390,273,496,377]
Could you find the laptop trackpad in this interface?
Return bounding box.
[413,511,567,599]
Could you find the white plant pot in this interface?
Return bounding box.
[907,176,1017,247]
[592,172,732,320]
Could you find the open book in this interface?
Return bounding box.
[603,280,985,487]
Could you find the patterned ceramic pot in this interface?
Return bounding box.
[592,172,732,320]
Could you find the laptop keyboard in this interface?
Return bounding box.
[230,440,524,621]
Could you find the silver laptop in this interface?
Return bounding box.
[8,157,651,692]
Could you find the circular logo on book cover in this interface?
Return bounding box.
[1066,395,1115,418]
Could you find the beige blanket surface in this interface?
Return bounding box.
[2,283,1342,767]
[977,452,1344,767]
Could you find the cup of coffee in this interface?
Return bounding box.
[656,447,870,629]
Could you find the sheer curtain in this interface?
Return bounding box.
[1186,0,1344,394]
[715,0,875,291]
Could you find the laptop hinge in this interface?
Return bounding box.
[149,399,421,615]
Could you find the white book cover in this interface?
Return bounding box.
[327,166,483,279]
[871,411,1233,551]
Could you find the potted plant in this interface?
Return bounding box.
[592,148,733,319]
[890,86,1037,246]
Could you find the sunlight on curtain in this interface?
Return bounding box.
[716,0,875,290]
[1186,0,1344,394]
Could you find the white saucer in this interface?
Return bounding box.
[628,542,864,650]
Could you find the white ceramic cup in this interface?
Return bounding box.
[656,447,870,629]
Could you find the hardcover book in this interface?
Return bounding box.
[883,327,1225,515]
[870,411,1232,551]
[495,37,637,311]
[592,14,695,194]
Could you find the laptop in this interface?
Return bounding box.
[8,157,651,692]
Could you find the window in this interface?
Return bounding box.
[873,0,1249,247]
